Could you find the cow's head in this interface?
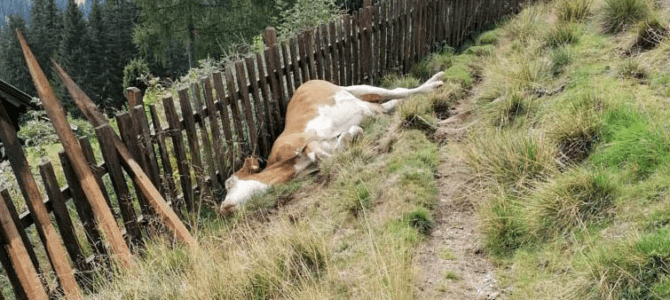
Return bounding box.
[219,147,318,216]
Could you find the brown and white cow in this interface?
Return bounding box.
[219,72,444,215]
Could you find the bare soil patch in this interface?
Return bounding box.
[414,95,499,299]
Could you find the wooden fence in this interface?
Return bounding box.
[0,0,527,298]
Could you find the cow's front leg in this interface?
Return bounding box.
[336,126,364,151]
[342,71,444,102]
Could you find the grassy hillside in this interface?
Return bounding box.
[84,0,670,298]
[462,0,670,298]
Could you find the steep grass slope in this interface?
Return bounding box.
[463,0,670,298]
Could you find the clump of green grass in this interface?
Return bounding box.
[466,130,557,190]
[444,270,462,281]
[529,169,617,237]
[576,229,670,300]
[592,107,670,178]
[380,74,420,88]
[480,193,529,257]
[556,0,594,22]
[547,95,603,164]
[398,95,438,134]
[411,50,454,80]
[630,16,669,51]
[546,22,581,48]
[440,248,456,260]
[464,44,495,56]
[487,93,528,128]
[550,47,573,76]
[476,29,500,45]
[404,207,435,235]
[618,58,648,79]
[601,0,649,33]
[339,180,372,218]
[502,4,546,45]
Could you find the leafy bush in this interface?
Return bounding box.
[122,58,151,91]
[273,0,344,39]
[601,0,649,33]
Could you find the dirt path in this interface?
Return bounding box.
[414,96,500,299]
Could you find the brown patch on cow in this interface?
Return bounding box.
[234,156,261,177]
[359,94,383,102]
[235,80,339,186]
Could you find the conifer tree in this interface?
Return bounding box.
[58,0,90,115]
[0,14,35,96]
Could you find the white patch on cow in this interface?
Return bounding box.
[222,177,269,207]
[304,89,375,139]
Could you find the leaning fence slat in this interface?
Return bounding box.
[255,53,279,142]
[297,34,310,83]
[265,46,287,129]
[94,125,143,246]
[288,38,302,89]
[19,30,131,269]
[342,15,353,85]
[191,82,218,191]
[149,105,180,209]
[244,57,271,158]
[351,11,361,84]
[163,95,195,212]
[329,21,341,85]
[128,89,162,191]
[314,26,324,80]
[178,88,207,200]
[201,78,229,177]
[0,220,29,300]
[362,6,373,83]
[78,137,115,215]
[0,190,41,275]
[117,113,152,218]
[321,24,332,83]
[234,61,261,157]
[38,163,91,275]
[280,42,295,99]
[224,70,249,156]
[59,151,108,259]
[0,99,81,298]
[212,72,236,170]
[52,60,195,248]
[0,192,49,300]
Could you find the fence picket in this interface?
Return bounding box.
[178,88,207,201]
[94,124,143,245]
[163,95,195,212]
[280,42,295,99]
[314,26,324,80]
[79,137,115,214]
[321,24,332,82]
[116,113,152,217]
[201,77,229,179]
[212,72,237,170]
[0,190,42,280]
[38,163,91,275]
[59,151,107,258]
[329,21,341,85]
[191,82,218,190]
[255,53,279,141]
[148,105,179,208]
[244,57,271,158]
[234,61,260,157]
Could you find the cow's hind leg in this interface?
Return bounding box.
[343,72,444,103]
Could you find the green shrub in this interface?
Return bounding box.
[122,58,151,91]
[601,0,649,33]
[339,180,372,217]
[556,0,593,22]
[273,0,343,38]
[487,93,527,128]
[380,74,420,89]
[476,29,500,45]
[547,94,603,164]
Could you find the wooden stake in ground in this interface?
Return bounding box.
[51,57,197,249]
[0,193,49,300]
[0,102,81,299]
[15,29,133,268]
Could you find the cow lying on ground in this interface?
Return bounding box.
[219,72,444,215]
